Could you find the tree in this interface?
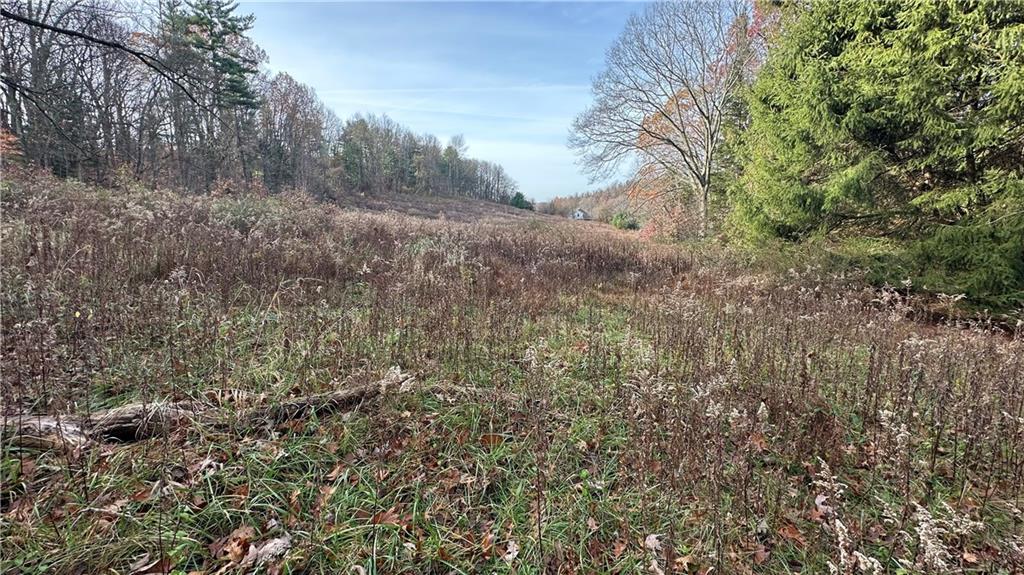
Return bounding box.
[736,0,1024,307]
[610,211,639,230]
[443,134,466,195]
[257,72,338,194]
[509,191,533,211]
[0,1,520,206]
[570,0,754,237]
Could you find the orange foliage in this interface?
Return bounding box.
[1,129,25,164]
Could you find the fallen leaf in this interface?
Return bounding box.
[129,553,173,574]
[480,433,505,448]
[777,523,806,548]
[503,540,520,563]
[648,558,666,575]
[240,535,292,567]
[612,539,627,559]
[644,533,663,553]
[211,524,257,562]
[314,485,337,516]
[481,531,495,557]
[587,517,599,532]
[372,506,402,526]
[749,432,768,452]
[326,462,346,481]
[962,550,979,564]
[753,545,770,565]
[674,554,694,570]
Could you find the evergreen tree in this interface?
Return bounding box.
[735,0,1024,306]
[185,0,260,110]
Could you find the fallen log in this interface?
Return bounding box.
[2,368,414,450]
[90,401,203,441]
[0,414,90,450]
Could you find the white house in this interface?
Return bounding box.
[572,208,591,221]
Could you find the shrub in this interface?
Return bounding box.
[509,191,534,211]
[610,210,639,230]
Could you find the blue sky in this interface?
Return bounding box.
[240,1,640,201]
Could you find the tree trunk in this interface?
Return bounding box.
[3,370,413,450]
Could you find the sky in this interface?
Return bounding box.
[240,1,641,201]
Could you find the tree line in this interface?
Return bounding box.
[0,0,520,204]
[571,0,1023,308]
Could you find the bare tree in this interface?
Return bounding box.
[2,1,520,203]
[569,0,754,236]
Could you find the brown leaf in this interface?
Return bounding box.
[129,553,173,574]
[326,462,346,481]
[481,531,495,557]
[240,535,292,568]
[753,545,770,565]
[808,507,825,523]
[371,505,404,527]
[480,433,505,448]
[962,550,979,564]
[777,523,806,548]
[211,524,257,562]
[314,485,337,517]
[612,539,627,559]
[749,432,768,452]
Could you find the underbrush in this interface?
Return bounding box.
[728,234,1024,325]
[2,175,1022,574]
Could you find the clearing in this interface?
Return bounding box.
[2,175,1022,574]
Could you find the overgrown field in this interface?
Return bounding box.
[2,175,1023,574]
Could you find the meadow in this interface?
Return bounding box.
[2,173,1022,574]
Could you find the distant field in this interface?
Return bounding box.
[2,175,1022,574]
[331,192,554,223]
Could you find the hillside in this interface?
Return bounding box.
[3,173,1022,574]
[331,191,555,224]
[537,182,635,223]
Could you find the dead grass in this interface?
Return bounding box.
[1,172,1022,574]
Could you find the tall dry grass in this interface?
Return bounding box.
[1,172,1021,574]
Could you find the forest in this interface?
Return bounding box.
[0,1,520,203]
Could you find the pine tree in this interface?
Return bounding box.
[185,0,260,110]
[734,0,1024,307]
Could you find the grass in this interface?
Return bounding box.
[1,171,1023,574]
